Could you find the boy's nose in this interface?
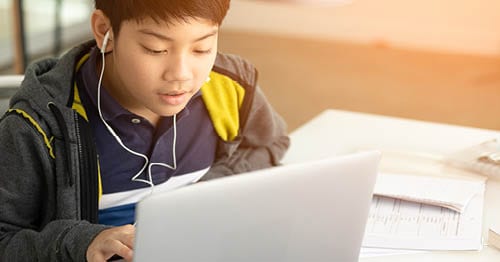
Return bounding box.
[163,54,192,82]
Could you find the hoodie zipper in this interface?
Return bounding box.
[74,112,99,223]
[49,104,99,222]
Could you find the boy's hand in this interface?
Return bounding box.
[86,224,135,262]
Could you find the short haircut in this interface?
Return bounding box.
[95,0,230,36]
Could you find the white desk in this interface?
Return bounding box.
[282,109,500,261]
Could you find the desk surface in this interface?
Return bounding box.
[282,109,500,261]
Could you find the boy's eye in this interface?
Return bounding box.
[144,47,168,55]
[194,49,212,54]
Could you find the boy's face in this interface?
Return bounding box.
[104,17,218,120]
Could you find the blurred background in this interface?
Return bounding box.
[0,0,91,73]
[1,0,499,131]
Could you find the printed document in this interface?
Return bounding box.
[362,192,484,250]
[373,172,485,213]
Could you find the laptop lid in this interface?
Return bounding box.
[134,151,380,262]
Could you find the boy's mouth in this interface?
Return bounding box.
[159,91,188,106]
[163,88,189,96]
[166,92,184,96]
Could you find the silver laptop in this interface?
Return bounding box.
[133,151,380,262]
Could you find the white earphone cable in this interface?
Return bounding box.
[97,48,177,189]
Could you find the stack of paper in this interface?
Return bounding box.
[373,172,485,213]
[361,172,486,251]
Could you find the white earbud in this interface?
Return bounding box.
[101,30,110,54]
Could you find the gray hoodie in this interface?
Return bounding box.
[0,40,289,261]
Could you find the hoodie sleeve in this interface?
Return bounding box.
[203,84,290,180]
[0,113,108,262]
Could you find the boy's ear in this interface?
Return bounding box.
[91,9,113,53]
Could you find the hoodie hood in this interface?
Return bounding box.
[10,40,97,123]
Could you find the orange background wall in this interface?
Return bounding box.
[223,0,500,56]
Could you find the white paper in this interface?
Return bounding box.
[373,172,485,213]
[362,192,484,250]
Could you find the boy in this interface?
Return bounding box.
[0,0,289,261]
